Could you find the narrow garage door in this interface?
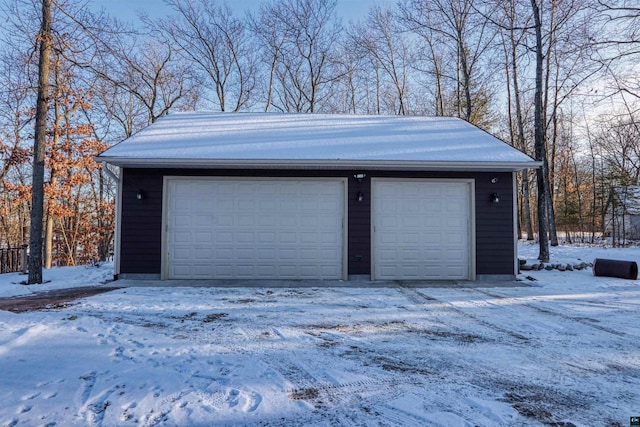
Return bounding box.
[372,179,474,280]
[165,178,345,280]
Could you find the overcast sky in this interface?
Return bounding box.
[91,0,386,24]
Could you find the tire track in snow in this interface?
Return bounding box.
[396,286,531,342]
[400,286,632,425]
[200,321,433,425]
[474,288,627,337]
[285,377,428,427]
[287,377,420,401]
[251,324,436,426]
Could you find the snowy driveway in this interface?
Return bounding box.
[1,270,639,426]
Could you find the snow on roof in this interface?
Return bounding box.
[97,112,538,170]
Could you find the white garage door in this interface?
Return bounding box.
[165,178,345,280]
[372,179,474,280]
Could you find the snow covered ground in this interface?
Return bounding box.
[0,243,639,426]
[0,263,114,298]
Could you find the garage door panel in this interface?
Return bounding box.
[194,232,212,243]
[446,235,464,246]
[379,265,398,276]
[193,198,213,211]
[258,232,276,243]
[172,231,190,244]
[320,248,340,259]
[425,203,443,214]
[174,215,192,227]
[319,233,340,244]
[237,265,256,277]
[401,249,419,260]
[194,215,213,227]
[237,216,255,227]
[236,248,254,260]
[258,216,278,227]
[216,216,234,227]
[257,265,276,276]
[167,179,344,279]
[300,216,318,227]
[279,232,296,244]
[216,265,233,276]
[257,248,276,260]
[402,216,422,228]
[173,266,191,276]
[237,232,254,243]
[194,248,212,259]
[215,249,232,260]
[215,232,233,244]
[401,233,419,245]
[401,266,420,277]
[216,199,234,211]
[380,217,398,227]
[258,199,277,211]
[172,247,191,260]
[374,180,472,280]
[193,265,212,275]
[300,232,318,243]
[278,246,297,258]
[299,248,317,259]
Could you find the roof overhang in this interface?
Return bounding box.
[96,157,542,172]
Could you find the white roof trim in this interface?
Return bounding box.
[96,156,541,171]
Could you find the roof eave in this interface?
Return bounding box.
[95,156,542,172]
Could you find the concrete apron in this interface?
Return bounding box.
[112,277,527,289]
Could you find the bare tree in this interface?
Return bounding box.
[324,39,365,113]
[595,113,640,185]
[161,0,256,112]
[400,0,499,126]
[531,0,550,261]
[398,2,447,116]
[255,0,343,113]
[349,5,414,115]
[0,45,34,250]
[592,1,640,103]
[497,0,535,239]
[28,0,52,284]
[92,34,198,137]
[247,4,288,112]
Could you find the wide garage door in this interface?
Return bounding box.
[372,179,474,280]
[165,178,346,280]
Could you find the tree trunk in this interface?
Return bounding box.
[542,1,558,247]
[572,152,585,241]
[458,37,472,122]
[374,63,381,115]
[531,0,549,262]
[546,171,559,245]
[507,19,534,240]
[28,0,52,284]
[547,101,559,246]
[504,50,522,240]
[432,48,444,116]
[44,72,62,270]
[522,172,534,240]
[509,41,534,239]
[44,214,53,268]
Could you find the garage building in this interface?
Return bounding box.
[97,112,539,282]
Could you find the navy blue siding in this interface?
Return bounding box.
[120,170,163,274]
[119,168,515,278]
